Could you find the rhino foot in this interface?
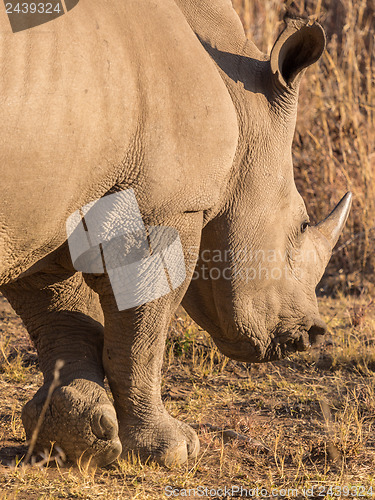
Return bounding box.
[120,412,199,467]
[22,379,122,467]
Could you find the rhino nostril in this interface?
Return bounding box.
[308,319,327,345]
[91,409,118,440]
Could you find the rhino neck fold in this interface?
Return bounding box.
[175,0,299,144]
[174,0,301,220]
[174,0,262,59]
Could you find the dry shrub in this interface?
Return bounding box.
[232,0,375,288]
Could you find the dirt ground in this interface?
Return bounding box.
[0,291,375,499]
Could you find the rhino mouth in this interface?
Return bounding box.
[270,324,326,359]
[290,329,312,352]
[210,322,326,363]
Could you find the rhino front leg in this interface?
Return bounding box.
[1,269,122,466]
[86,281,199,466]
[85,215,202,466]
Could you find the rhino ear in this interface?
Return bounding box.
[270,18,326,89]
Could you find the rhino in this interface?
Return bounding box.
[0,0,351,467]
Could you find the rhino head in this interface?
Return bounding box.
[182,16,352,362]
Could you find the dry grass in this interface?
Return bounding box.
[1,295,375,498]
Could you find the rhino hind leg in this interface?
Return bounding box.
[2,269,122,466]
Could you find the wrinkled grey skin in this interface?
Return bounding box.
[0,0,351,466]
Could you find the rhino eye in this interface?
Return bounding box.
[301,221,309,233]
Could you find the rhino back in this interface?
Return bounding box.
[0,0,238,283]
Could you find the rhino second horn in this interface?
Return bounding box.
[316,192,352,248]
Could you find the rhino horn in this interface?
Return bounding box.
[316,192,352,248]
